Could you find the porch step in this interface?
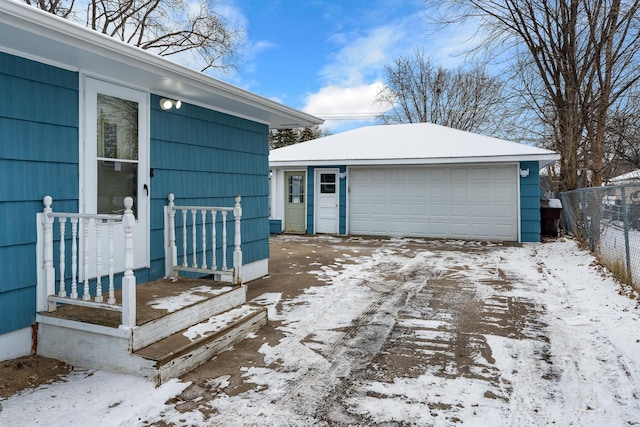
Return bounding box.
[131,282,248,351]
[36,278,264,383]
[134,305,267,384]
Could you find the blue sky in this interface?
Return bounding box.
[215,0,475,132]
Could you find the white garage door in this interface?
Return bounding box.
[349,165,518,241]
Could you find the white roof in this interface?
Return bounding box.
[270,123,559,167]
[0,1,322,129]
[609,169,640,183]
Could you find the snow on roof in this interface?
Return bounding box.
[609,169,640,183]
[269,123,559,167]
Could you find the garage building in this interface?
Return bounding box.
[269,123,559,242]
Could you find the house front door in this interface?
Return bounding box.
[315,169,339,234]
[82,77,149,273]
[284,171,306,233]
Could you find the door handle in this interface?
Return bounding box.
[144,184,149,196]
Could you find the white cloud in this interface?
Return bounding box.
[304,82,390,132]
[304,13,423,132]
[320,25,406,86]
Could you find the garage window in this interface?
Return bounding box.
[320,173,336,194]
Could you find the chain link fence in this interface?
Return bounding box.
[559,184,640,290]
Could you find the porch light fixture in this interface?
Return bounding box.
[160,98,182,110]
[519,168,530,178]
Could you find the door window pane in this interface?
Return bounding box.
[96,94,139,216]
[97,94,138,160]
[288,175,304,203]
[320,173,336,194]
[98,161,137,216]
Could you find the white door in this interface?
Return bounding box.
[82,77,149,273]
[349,165,518,241]
[315,169,339,234]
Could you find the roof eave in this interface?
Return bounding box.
[0,0,323,129]
[270,154,561,168]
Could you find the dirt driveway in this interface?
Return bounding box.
[3,234,638,425]
[168,234,551,424]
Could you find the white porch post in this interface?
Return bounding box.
[39,196,56,312]
[121,197,137,328]
[233,195,243,285]
[165,193,177,278]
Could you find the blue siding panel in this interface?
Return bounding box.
[339,166,347,234]
[0,52,79,334]
[519,161,541,242]
[0,287,36,335]
[0,118,78,163]
[148,95,270,281]
[270,219,283,234]
[0,73,78,127]
[0,52,77,90]
[307,167,315,234]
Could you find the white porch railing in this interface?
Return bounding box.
[36,196,137,328]
[165,193,243,285]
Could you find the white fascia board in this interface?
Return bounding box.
[0,0,323,128]
[270,153,561,168]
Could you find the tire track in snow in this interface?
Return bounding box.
[270,247,434,424]
[509,246,640,426]
[274,277,420,424]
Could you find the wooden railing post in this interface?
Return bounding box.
[41,196,56,312]
[165,193,177,278]
[233,195,243,285]
[121,197,136,328]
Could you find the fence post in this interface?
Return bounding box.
[233,195,243,285]
[621,186,632,280]
[121,197,137,329]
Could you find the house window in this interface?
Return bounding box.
[96,94,139,216]
[288,175,304,203]
[320,173,336,194]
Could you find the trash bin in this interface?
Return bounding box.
[540,198,562,236]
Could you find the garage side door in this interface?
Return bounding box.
[349,165,518,241]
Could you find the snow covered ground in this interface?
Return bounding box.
[2,237,640,426]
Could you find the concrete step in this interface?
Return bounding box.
[134,305,267,384]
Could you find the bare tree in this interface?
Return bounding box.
[25,0,73,17]
[376,50,510,136]
[606,95,640,179]
[427,0,640,191]
[24,0,241,72]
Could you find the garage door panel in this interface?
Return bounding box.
[493,166,515,180]
[349,165,518,241]
[471,168,492,180]
[470,224,492,238]
[450,203,472,216]
[471,187,493,199]
[450,168,470,180]
[494,225,516,240]
[470,204,492,218]
[429,186,448,198]
[450,185,469,198]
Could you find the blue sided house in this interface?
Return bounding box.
[0,1,322,380]
[269,123,559,242]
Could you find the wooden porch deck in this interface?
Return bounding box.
[41,277,236,328]
[36,277,267,383]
